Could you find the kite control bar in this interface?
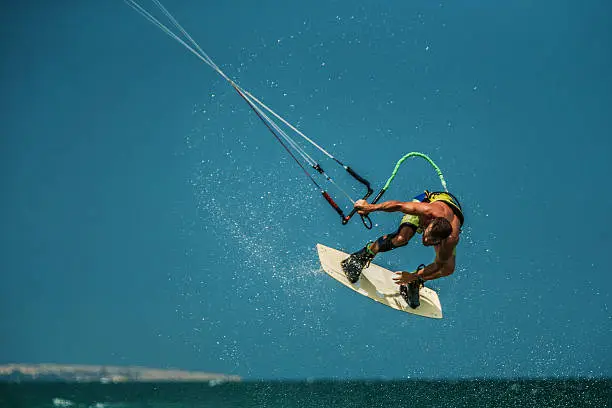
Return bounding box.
[341,186,382,230]
[340,166,374,228]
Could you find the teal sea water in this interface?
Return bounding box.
[2,0,611,399]
[2,380,610,408]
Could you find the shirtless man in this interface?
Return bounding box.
[341,191,464,308]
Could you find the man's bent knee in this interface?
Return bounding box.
[395,224,416,244]
[371,225,416,254]
[376,232,409,252]
[391,233,410,247]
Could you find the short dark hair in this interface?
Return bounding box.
[429,217,452,240]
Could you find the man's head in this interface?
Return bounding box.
[422,217,452,246]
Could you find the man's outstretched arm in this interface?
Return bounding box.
[354,199,435,217]
[417,257,455,281]
[393,258,454,284]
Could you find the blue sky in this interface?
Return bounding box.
[1,0,611,380]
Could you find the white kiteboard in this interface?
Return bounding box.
[317,243,443,319]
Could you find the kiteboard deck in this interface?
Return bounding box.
[316,243,443,319]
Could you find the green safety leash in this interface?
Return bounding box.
[380,152,447,193]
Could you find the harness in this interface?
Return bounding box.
[424,190,465,226]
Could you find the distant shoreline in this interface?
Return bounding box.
[0,364,241,383]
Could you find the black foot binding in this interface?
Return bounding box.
[341,247,374,284]
[400,264,426,309]
[400,282,421,309]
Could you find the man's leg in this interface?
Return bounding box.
[341,224,417,284]
[366,224,417,256]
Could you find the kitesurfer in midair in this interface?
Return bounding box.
[341,191,464,308]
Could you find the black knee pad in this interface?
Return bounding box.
[375,232,407,252]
